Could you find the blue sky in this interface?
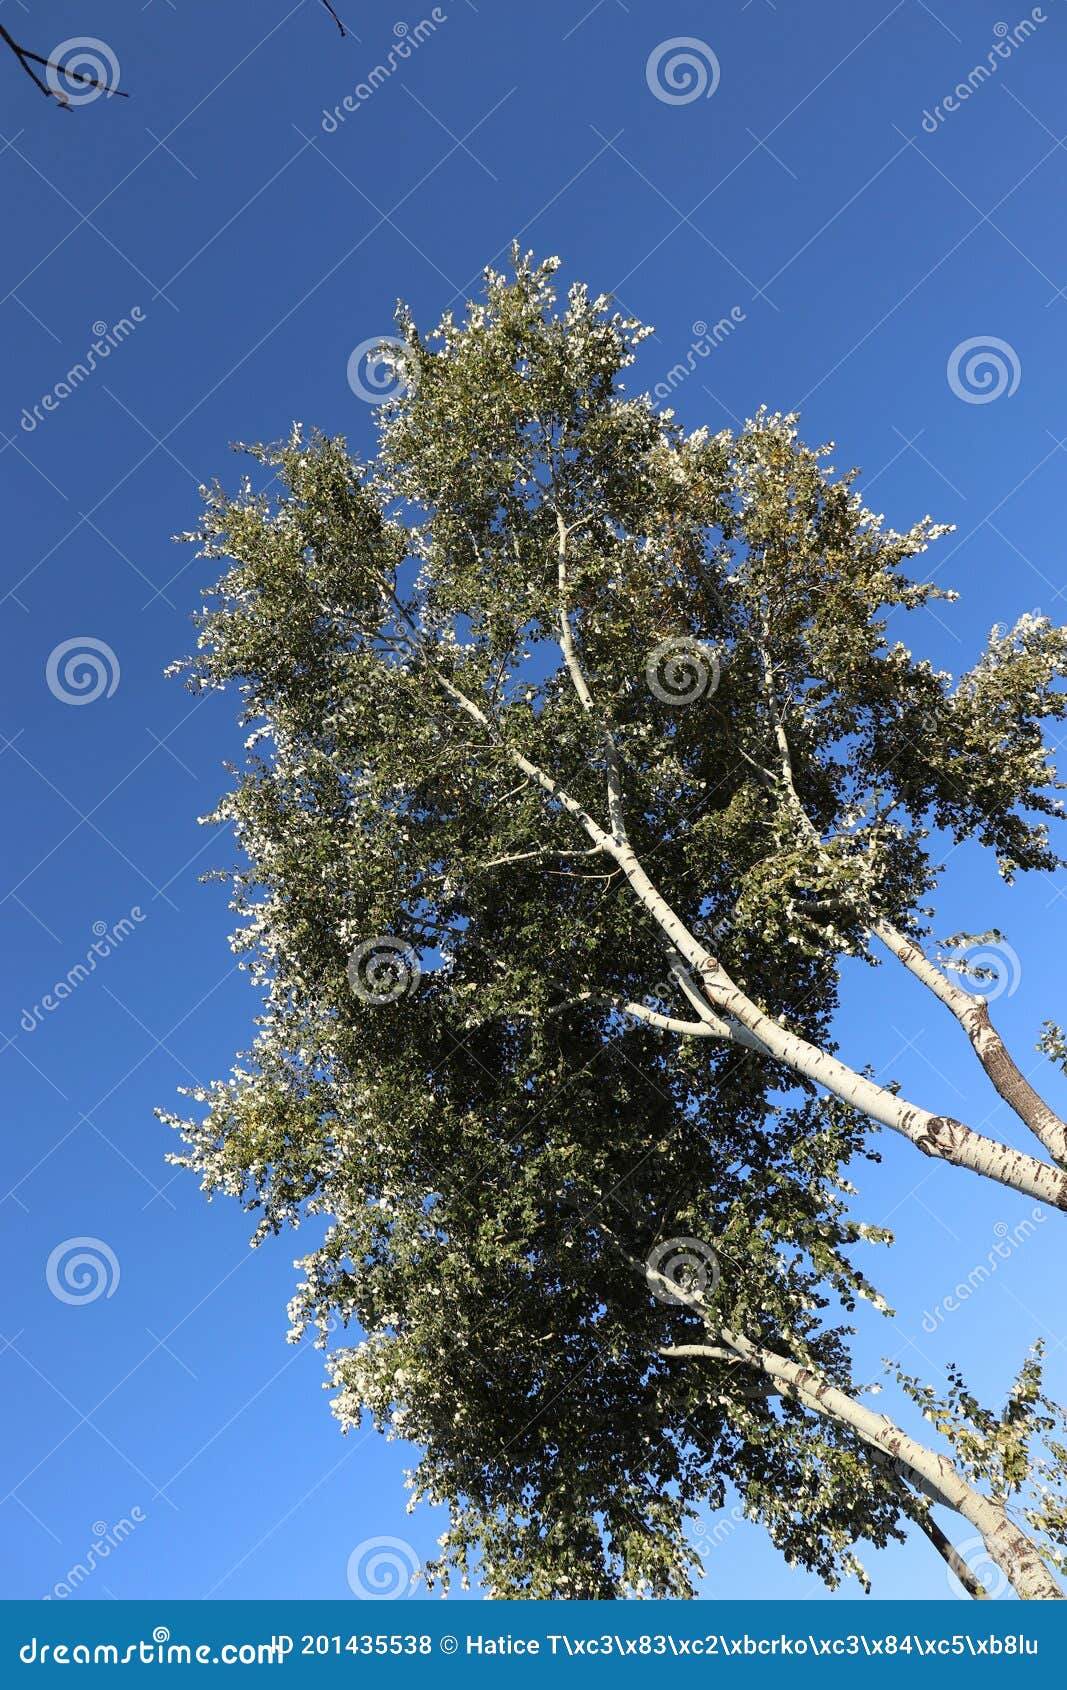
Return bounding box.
[1,0,1066,1604]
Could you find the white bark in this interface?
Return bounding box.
[873,920,1067,1167]
[419,642,1067,1211]
[662,1338,1063,1601]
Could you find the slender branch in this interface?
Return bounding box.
[556,513,628,843]
[0,26,129,103]
[320,0,348,34]
[911,1506,990,1600]
[872,920,1067,1167]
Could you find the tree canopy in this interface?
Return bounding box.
[165,253,1067,1600]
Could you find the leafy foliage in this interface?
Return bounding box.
[896,1346,1067,1580]
[164,253,1067,1596]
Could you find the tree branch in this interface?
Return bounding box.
[872,920,1067,1167]
[320,0,348,35]
[387,582,1067,1212]
[0,25,128,104]
[556,512,628,843]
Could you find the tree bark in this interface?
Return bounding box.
[605,838,1067,1213]
[426,660,1067,1211]
[912,1507,989,1599]
[663,1336,1064,1601]
[873,921,1067,1168]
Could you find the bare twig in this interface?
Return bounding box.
[3,4,347,108]
[0,24,127,105]
[320,1,348,35]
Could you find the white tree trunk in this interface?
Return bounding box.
[663,1335,1063,1601]
[430,670,1067,1211]
[607,840,1067,1212]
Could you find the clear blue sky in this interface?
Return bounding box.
[2,0,1066,1604]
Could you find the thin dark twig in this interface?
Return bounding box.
[320,1,348,35]
[0,24,129,104]
[0,24,52,98]
[3,6,344,109]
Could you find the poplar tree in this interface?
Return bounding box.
[166,254,1067,1598]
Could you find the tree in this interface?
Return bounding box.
[165,253,1067,1598]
